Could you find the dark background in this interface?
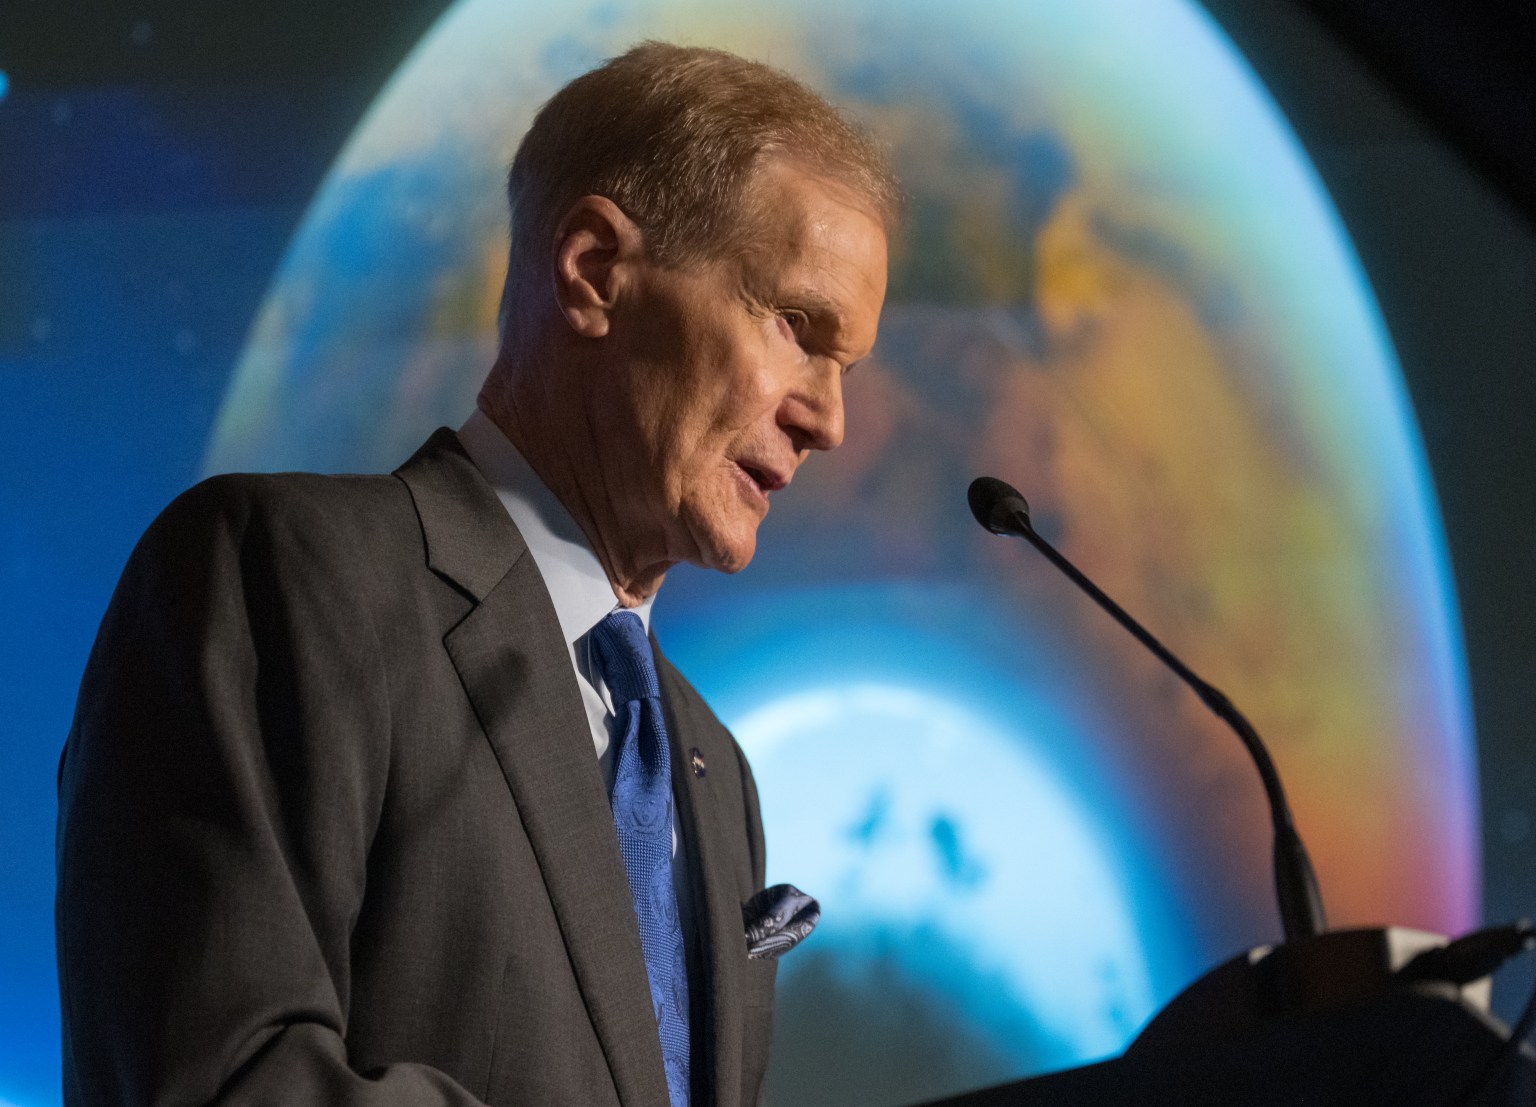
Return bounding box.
[1,0,1532,1101]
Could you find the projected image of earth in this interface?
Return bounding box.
[204,0,1477,1102]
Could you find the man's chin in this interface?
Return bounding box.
[702,542,755,575]
[688,521,758,575]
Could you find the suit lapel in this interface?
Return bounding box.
[397,431,669,1107]
[659,661,751,1107]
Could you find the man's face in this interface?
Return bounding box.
[596,161,889,575]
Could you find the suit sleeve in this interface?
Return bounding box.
[56,478,495,1107]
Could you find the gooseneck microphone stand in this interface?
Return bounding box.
[966,475,1326,944]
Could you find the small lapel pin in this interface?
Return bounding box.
[689,748,707,777]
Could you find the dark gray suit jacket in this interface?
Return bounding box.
[57,429,777,1106]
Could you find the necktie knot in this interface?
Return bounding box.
[591,610,661,705]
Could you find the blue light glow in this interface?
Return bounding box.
[736,683,1155,1061]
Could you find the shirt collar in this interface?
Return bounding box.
[456,408,653,655]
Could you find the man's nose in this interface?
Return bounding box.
[781,359,845,455]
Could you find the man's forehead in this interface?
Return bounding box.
[744,159,884,241]
[746,164,886,268]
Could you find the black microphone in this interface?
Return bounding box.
[967,475,1327,944]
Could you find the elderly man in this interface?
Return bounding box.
[57,41,896,1107]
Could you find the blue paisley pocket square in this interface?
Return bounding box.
[743,883,820,961]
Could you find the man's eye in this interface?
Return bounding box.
[778,310,807,331]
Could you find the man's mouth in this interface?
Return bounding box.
[737,461,789,494]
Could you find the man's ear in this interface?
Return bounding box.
[552,196,646,339]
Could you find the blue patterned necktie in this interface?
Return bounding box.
[590,610,690,1107]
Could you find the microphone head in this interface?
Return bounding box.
[968,476,1032,536]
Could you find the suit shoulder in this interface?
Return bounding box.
[142,470,416,564]
[159,470,411,531]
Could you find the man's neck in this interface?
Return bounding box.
[476,370,672,607]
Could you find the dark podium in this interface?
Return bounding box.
[917,928,1536,1106]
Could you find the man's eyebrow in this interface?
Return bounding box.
[783,288,846,332]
